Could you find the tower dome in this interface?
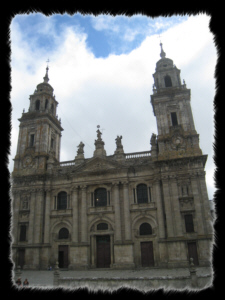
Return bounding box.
[35,66,54,96]
[153,43,182,91]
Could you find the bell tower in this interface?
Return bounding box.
[13,66,63,174]
[151,43,202,160]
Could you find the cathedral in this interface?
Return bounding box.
[11,44,213,270]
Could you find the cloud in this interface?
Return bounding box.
[9,14,216,200]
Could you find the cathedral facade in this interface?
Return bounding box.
[11,44,213,270]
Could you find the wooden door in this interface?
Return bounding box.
[187,242,199,266]
[18,249,25,269]
[58,245,69,268]
[141,242,154,267]
[96,235,110,268]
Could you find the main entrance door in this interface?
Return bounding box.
[58,245,69,268]
[96,235,110,268]
[141,242,154,267]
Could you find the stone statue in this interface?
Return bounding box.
[115,135,123,148]
[150,133,156,145]
[96,129,102,140]
[77,141,85,154]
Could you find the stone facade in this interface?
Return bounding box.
[11,45,213,270]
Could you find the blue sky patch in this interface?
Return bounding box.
[12,13,189,58]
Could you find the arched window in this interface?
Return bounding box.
[45,99,48,109]
[57,191,67,210]
[58,228,69,239]
[140,223,152,235]
[51,103,54,114]
[97,223,108,230]
[35,100,40,110]
[137,184,148,204]
[164,75,172,87]
[94,188,107,207]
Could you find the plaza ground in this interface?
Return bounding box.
[12,266,212,290]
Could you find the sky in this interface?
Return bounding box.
[9,13,217,200]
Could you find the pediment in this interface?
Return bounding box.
[74,156,125,173]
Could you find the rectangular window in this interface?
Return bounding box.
[51,138,54,149]
[19,225,27,242]
[30,134,35,147]
[171,112,178,126]
[184,214,194,233]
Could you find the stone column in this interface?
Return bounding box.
[81,185,88,243]
[161,178,174,238]
[33,189,44,244]
[71,186,79,243]
[110,234,114,266]
[122,181,132,241]
[28,190,35,244]
[90,235,95,268]
[190,174,204,235]
[170,177,183,237]
[12,190,20,244]
[44,190,51,244]
[198,172,213,235]
[113,182,122,242]
[154,180,166,239]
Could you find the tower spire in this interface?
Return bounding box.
[43,59,50,83]
[160,42,166,59]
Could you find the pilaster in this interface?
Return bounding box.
[153,180,166,239]
[161,177,175,238]
[43,189,51,244]
[122,181,132,241]
[71,186,79,243]
[81,185,88,243]
[112,182,122,242]
[33,189,44,244]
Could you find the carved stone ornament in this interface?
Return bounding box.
[20,212,29,220]
[23,155,33,168]
[21,195,30,210]
[171,134,185,150]
[179,197,194,211]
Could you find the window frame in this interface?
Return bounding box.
[29,134,35,147]
[97,223,108,230]
[57,191,68,210]
[19,225,27,242]
[58,227,69,239]
[184,214,194,233]
[139,223,153,236]
[164,75,172,87]
[94,188,107,207]
[137,184,148,204]
[35,99,40,110]
[171,112,178,126]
